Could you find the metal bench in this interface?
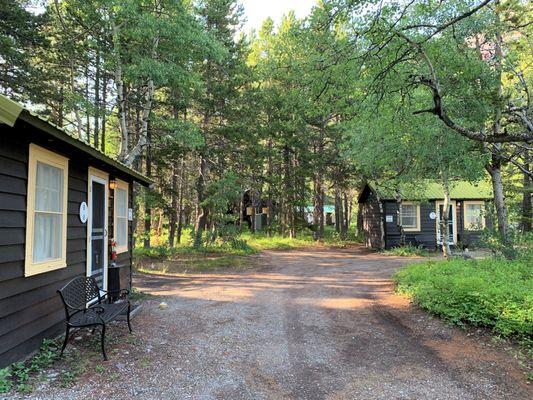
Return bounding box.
[57,276,132,360]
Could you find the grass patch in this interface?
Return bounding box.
[383,243,432,257]
[134,226,360,274]
[135,253,255,274]
[394,255,533,345]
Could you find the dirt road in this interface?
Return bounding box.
[21,247,532,399]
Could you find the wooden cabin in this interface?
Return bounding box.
[358,181,493,250]
[0,95,151,367]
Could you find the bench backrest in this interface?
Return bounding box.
[57,276,102,314]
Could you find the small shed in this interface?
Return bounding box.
[358,181,493,250]
[0,95,151,367]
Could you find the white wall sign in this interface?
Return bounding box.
[429,211,437,220]
[79,202,88,223]
[385,215,393,223]
[128,208,133,221]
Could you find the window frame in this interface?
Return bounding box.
[113,179,129,254]
[399,202,421,232]
[25,144,69,277]
[463,201,486,231]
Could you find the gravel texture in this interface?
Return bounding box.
[9,246,532,399]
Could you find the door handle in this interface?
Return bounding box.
[104,228,108,237]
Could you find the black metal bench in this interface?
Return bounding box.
[57,276,132,360]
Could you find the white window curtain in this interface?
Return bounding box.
[465,204,483,230]
[33,161,64,262]
[400,204,417,228]
[115,187,128,249]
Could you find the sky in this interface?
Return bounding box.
[240,0,316,32]
[27,1,318,33]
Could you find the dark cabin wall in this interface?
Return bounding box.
[456,201,490,248]
[359,187,383,249]
[385,200,490,250]
[0,135,88,367]
[108,181,134,290]
[0,119,137,368]
[383,201,437,249]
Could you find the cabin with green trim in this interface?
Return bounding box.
[0,95,151,367]
[358,181,493,250]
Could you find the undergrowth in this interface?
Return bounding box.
[394,254,533,345]
[383,243,432,257]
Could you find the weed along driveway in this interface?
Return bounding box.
[17,247,531,400]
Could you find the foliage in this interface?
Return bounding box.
[394,255,533,343]
[0,367,12,393]
[0,0,531,255]
[481,228,533,259]
[383,244,431,258]
[0,338,61,394]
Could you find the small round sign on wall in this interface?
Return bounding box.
[79,202,88,224]
[429,211,437,220]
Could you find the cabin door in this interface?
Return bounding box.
[87,169,109,291]
[436,201,457,245]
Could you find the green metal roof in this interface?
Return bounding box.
[0,95,23,127]
[369,180,493,200]
[305,205,336,213]
[0,94,152,186]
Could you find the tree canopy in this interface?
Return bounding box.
[1,0,531,251]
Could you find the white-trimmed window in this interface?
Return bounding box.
[25,144,68,276]
[464,201,485,230]
[114,179,129,253]
[400,202,421,231]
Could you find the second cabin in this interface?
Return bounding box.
[358,181,493,250]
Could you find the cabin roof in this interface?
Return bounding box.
[305,205,336,214]
[0,94,152,186]
[362,180,493,201]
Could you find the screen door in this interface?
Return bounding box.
[88,171,108,290]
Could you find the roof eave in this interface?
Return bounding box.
[19,111,152,187]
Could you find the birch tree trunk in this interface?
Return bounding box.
[441,179,452,258]
[396,192,406,247]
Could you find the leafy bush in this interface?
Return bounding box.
[0,338,62,394]
[383,243,430,257]
[394,255,533,344]
[0,368,12,393]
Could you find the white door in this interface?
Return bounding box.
[436,201,457,245]
[87,168,109,291]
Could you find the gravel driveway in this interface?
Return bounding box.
[17,247,532,399]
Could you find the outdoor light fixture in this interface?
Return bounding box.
[109,179,117,190]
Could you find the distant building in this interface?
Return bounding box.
[358,181,493,250]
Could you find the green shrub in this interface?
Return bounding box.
[0,368,12,393]
[394,255,533,343]
[384,243,431,257]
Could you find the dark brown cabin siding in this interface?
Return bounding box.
[0,118,137,367]
[383,201,437,249]
[108,180,134,290]
[0,134,88,367]
[456,201,490,248]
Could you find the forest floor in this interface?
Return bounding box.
[12,245,532,399]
